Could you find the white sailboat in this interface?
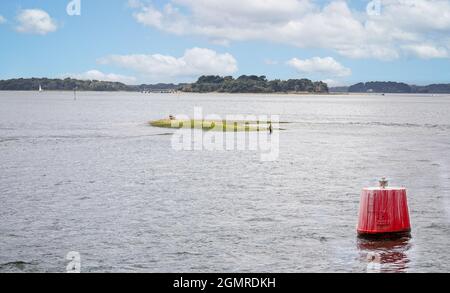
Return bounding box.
[38,84,43,92]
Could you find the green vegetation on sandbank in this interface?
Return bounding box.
[150,119,274,132]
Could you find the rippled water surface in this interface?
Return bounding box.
[1,91,450,273]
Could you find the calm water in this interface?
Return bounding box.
[1,91,450,273]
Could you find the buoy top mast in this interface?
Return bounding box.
[379,177,388,189]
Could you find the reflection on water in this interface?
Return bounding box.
[358,237,412,273]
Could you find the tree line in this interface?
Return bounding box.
[0,78,133,91]
[347,82,450,94]
[4,77,448,94]
[181,75,329,93]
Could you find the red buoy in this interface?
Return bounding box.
[357,178,411,238]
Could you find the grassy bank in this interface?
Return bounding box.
[149,119,271,132]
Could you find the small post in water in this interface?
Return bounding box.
[74,86,78,101]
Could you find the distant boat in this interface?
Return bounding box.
[38,84,43,92]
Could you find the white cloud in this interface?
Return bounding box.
[321,79,345,87]
[127,0,143,9]
[67,70,137,84]
[287,57,351,77]
[0,15,6,24]
[402,44,448,59]
[98,47,238,80]
[16,9,57,35]
[130,0,450,60]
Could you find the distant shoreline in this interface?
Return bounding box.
[2,90,450,96]
[1,77,449,94]
[0,89,312,93]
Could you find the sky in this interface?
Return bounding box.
[0,0,449,86]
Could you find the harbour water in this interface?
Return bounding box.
[1,91,449,272]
